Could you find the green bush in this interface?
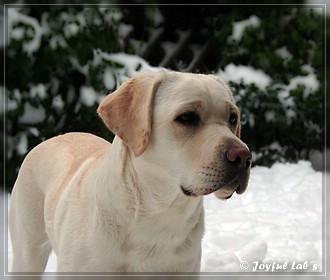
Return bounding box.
[3,4,325,190]
[4,6,149,189]
[215,7,324,166]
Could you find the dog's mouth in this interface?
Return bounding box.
[180,186,198,197]
[180,177,246,199]
[180,185,234,198]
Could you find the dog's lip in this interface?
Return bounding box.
[180,177,246,198]
[180,186,198,197]
[235,183,245,194]
[180,185,222,197]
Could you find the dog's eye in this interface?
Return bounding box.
[175,112,200,126]
[229,113,238,126]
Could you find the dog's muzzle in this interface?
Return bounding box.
[181,145,251,198]
[218,145,252,198]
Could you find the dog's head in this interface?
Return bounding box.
[98,71,251,200]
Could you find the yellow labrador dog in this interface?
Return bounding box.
[9,71,251,272]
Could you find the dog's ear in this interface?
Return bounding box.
[98,71,163,157]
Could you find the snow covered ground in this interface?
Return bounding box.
[3,160,326,277]
[202,161,323,273]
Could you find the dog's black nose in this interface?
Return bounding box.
[226,146,252,169]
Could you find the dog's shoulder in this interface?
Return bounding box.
[20,132,111,178]
[30,132,110,157]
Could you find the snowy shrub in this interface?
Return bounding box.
[4,4,325,189]
[215,7,324,166]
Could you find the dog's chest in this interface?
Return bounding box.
[101,203,205,272]
[121,206,204,271]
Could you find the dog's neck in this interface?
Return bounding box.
[92,136,204,262]
[96,136,203,218]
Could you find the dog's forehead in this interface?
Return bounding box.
[155,73,234,109]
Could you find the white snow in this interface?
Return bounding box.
[98,7,122,25]
[275,46,293,62]
[275,64,319,122]
[52,95,65,112]
[28,127,40,137]
[103,68,116,90]
[7,89,21,111]
[29,84,47,100]
[153,8,164,26]
[16,133,28,155]
[286,65,320,99]
[19,103,46,124]
[6,161,323,274]
[63,22,80,38]
[49,34,68,50]
[118,23,134,39]
[7,8,44,55]
[218,64,272,90]
[218,62,319,125]
[10,27,25,41]
[265,110,276,122]
[69,56,89,76]
[79,86,99,107]
[230,15,261,42]
[92,49,159,83]
[92,50,156,86]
